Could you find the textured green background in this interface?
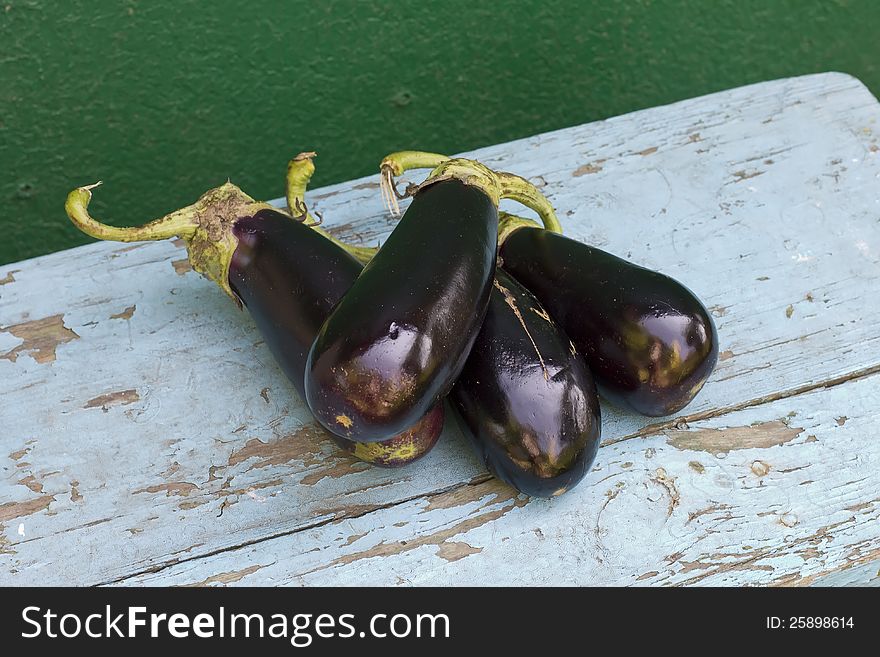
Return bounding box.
[2,0,878,266]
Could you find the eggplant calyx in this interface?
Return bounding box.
[65,181,269,305]
[420,157,503,207]
[497,211,543,247]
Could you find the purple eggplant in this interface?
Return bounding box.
[65,158,443,466]
[227,209,443,465]
[499,224,718,417]
[451,268,601,497]
[304,173,499,442]
[304,154,564,444]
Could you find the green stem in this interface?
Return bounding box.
[66,183,199,242]
[285,152,376,264]
[66,180,264,303]
[497,211,543,247]
[377,151,562,235]
[496,172,562,233]
[379,151,451,216]
[379,151,450,177]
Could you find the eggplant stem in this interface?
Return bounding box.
[66,180,266,304]
[379,153,562,235]
[497,211,543,246]
[380,151,451,177]
[286,152,377,264]
[379,151,451,217]
[496,172,562,234]
[65,184,199,243]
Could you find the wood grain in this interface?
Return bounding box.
[2,72,879,585]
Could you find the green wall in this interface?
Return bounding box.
[2,0,878,266]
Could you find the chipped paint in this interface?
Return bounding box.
[183,564,264,587]
[732,169,764,182]
[436,541,483,562]
[750,460,771,476]
[779,512,799,528]
[424,479,518,512]
[227,424,329,470]
[172,258,192,275]
[133,482,199,497]
[572,161,604,176]
[0,314,79,364]
[303,490,528,576]
[0,270,19,285]
[650,467,680,517]
[84,389,140,411]
[300,458,371,486]
[0,495,54,522]
[178,499,209,511]
[17,475,43,493]
[220,478,284,500]
[110,305,136,321]
[8,447,30,461]
[0,531,14,556]
[666,419,801,454]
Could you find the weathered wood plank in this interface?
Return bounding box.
[121,371,880,586]
[2,72,880,585]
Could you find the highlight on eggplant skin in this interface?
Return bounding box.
[305,178,498,443]
[451,269,601,498]
[499,227,718,417]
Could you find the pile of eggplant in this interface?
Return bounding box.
[66,150,718,498]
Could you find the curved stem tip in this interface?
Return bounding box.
[65,183,199,243]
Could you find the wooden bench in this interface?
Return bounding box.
[2,72,879,586]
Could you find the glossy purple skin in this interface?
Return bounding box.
[451,269,601,497]
[228,208,443,466]
[500,227,718,417]
[305,179,498,442]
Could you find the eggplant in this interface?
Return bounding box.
[65,157,443,466]
[499,224,718,417]
[452,269,601,497]
[228,209,443,465]
[305,171,499,442]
